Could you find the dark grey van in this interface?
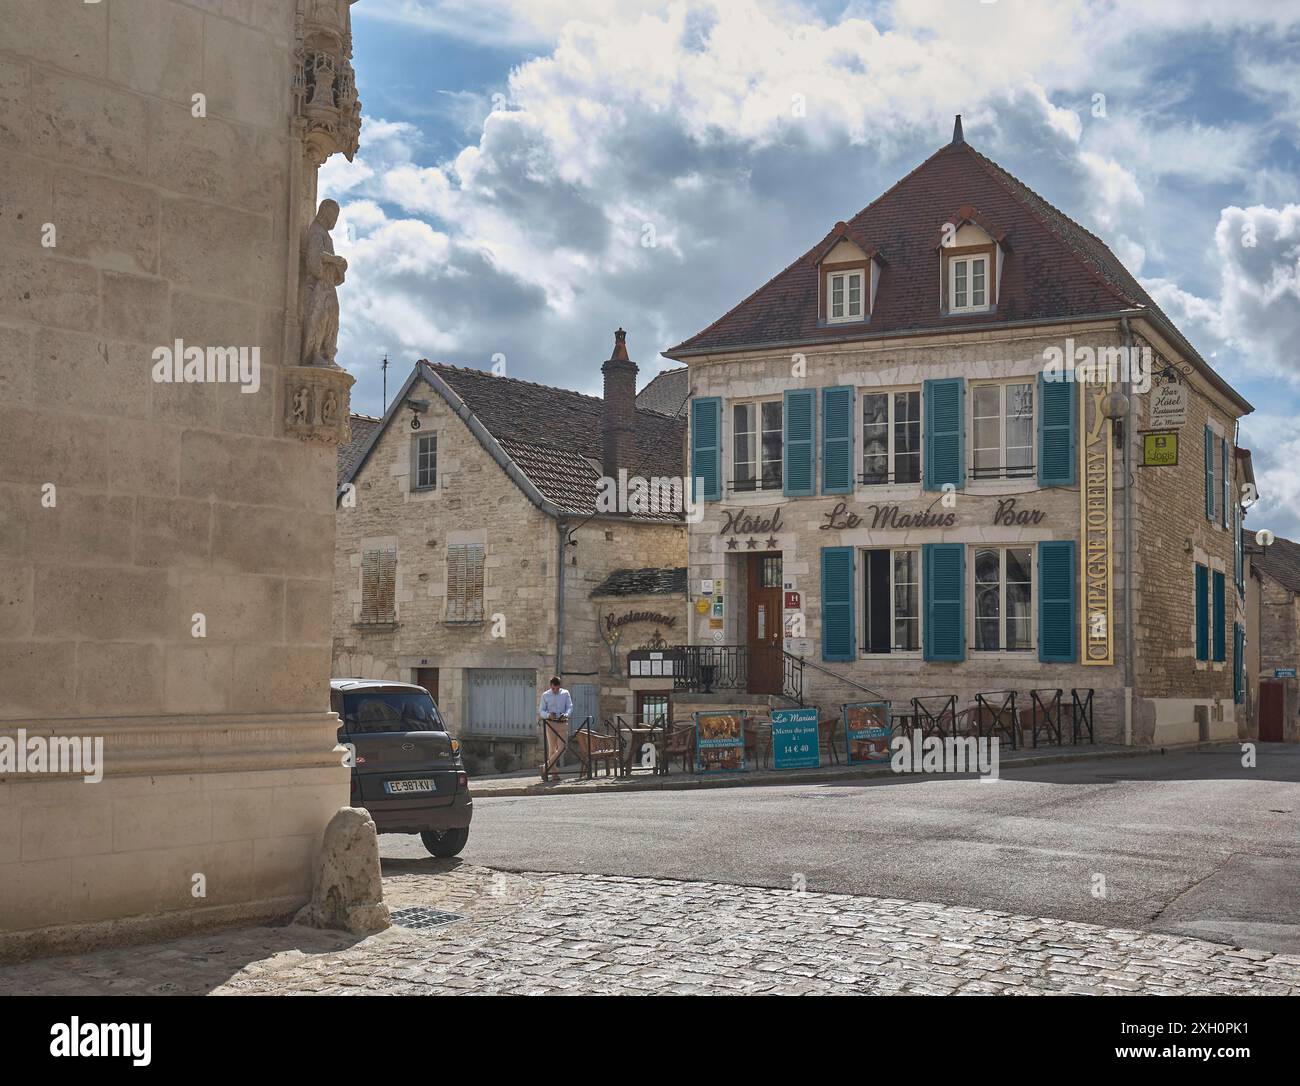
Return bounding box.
[330,678,472,857]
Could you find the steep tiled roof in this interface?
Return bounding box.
[666,133,1250,413]
[591,567,688,597]
[426,362,685,519]
[636,366,690,417]
[337,413,381,484]
[1247,530,1300,595]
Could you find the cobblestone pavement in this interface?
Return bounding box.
[2,866,1297,995]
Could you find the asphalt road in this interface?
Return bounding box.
[379,744,1300,953]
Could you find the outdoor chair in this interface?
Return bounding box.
[663,720,696,773]
[817,714,841,765]
[570,721,621,779]
[744,720,772,769]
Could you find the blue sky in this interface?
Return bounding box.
[324,0,1300,537]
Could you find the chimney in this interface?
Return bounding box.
[601,327,638,479]
[951,114,964,145]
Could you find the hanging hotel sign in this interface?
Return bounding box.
[1080,379,1114,665]
[1141,431,1178,467]
[1147,383,1188,429]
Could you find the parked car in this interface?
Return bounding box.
[329,678,472,857]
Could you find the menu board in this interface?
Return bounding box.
[770,707,819,769]
[842,702,892,764]
[694,711,746,773]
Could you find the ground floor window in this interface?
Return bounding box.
[861,547,920,653]
[972,545,1033,651]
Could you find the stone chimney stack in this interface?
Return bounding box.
[601,327,639,479]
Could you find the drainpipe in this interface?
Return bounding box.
[555,519,568,677]
[1121,317,1135,745]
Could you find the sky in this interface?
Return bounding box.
[323,0,1300,538]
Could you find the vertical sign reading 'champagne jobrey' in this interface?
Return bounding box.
[1080,377,1114,665]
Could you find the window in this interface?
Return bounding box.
[758,554,783,589]
[827,270,865,323]
[412,433,437,490]
[341,691,444,735]
[861,390,921,485]
[949,254,989,312]
[445,543,485,623]
[862,548,920,653]
[973,546,1033,652]
[359,548,397,624]
[733,400,782,491]
[972,382,1033,479]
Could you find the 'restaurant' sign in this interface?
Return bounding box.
[1147,382,1187,429]
[1080,378,1114,665]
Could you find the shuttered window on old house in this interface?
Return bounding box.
[1212,569,1226,662]
[821,385,854,494]
[690,397,721,502]
[922,542,965,661]
[1037,374,1076,487]
[1194,563,1209,662]
[1037,540,1077,662]
[783,388,816,496]
[445,543,486,624]
[923,378,964,490]
[820,546,856,661]
[360,548,397,624]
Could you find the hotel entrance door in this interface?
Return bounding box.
[747,553,783,695]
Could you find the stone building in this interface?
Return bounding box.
[1,0,362,955]
[332,333,688,767]
[1243,529,1300,743]
[666,120,1252,746]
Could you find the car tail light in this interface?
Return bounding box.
[457,771,468,791]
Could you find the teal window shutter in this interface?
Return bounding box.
[1233,623,1245,702]
[1037,540,1077,662]
[1221,437,1230,529]
[1212,570,1226,662]
[784,388,815,497]
[923,378,964,491]
[923,543,965,661]
[820,546,855,661]
[1204,426,1215,521]
[690,397,721,502]
[1234,502,1244,595]
[1037,374,1076,487]
[1194,563,1208,661]
[821,386,854,494]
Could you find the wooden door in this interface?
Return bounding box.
[1259,680,1284,742]
[747,553,783,695]
[414,667,439,704]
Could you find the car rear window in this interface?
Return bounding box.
[342,691,446,734]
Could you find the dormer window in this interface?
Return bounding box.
[949,254,988,312]
[827,270,865,323]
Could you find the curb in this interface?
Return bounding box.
[469,741,1231,799]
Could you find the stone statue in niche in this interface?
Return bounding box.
[291,386,311,424]
[321,389,339,425]
[301,198,347,367]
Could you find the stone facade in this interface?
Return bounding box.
[681,319,1246,745]
[332,368,687,767]
[0,0,361,956]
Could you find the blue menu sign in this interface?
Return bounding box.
[771,708,820,769]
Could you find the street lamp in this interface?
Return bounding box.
[1100,388,1130,447]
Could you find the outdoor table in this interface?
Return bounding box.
[619,723,665,776]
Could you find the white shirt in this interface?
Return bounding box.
[539,688,573,719]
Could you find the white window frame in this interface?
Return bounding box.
[860,546,922,655]
[731,398,783,493]
[860,387,922,487]
[411,431,438,491]
[970,380,1034,480]
[826,269,865,324]
[948,254,990,313]
[970,545,1035,653]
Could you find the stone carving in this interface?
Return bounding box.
[301,199,347,368]
[294,1,362,165]
[295,807,391,935]
[284,363,355,445]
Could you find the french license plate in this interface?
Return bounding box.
[385,778,435,795]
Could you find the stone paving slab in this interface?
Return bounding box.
[0,866,1296,996]
[469,742,1214,797]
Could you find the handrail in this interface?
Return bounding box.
[787,654,888,703]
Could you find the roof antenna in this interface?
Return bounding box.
[381,353,389,413]
[952,114,964,145]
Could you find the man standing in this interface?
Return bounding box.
[538,676,573,780]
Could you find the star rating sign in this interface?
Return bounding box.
[765,537,778,549]
[726,537,738,550]
[745,537,758,549]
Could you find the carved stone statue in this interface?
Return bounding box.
[291,385,311,424]
[301,199,347,367]
[321,389,339,425]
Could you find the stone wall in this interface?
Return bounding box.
[0,0,354,955]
